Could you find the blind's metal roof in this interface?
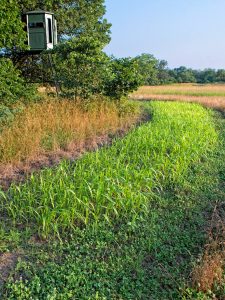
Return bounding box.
[25,10,54,15]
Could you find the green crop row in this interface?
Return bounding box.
[0,102,218,238]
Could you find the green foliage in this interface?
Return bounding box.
[0,105,16,128]
[216,69,225,82]
[0,58,37,106]
[0,0,27,50]
[0,102,217,238]
[54,47,142,100]
[103,57,142,100]
[135,53,159,85]
[171,66,197,83]
[134,53,225,85]
[156,59,173,84]
[194,69,217,84]
[4,0,113,101]
[54,37,110,99]
[17,0,111,47]
[3,104,225,300]
[0,58,38,127]
[135,54,175,85]
[182,287,225,300]
[0,59,26,106]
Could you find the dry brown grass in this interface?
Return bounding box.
[131,84,225,112]
[191,202,225,294]
[134,84,225,96]
[0,99,139,166]
[192,253,224,292]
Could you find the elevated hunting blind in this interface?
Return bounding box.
[23,10,58,53]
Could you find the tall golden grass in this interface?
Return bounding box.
[131,84,225,111]
[135,84,225,96]
[0,99,139,166]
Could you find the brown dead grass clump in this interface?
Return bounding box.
[191,201,225,293]
[0,99,139,166]
[192,253,224,292]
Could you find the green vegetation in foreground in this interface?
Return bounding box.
[1,102,225,299]
[1,102,217,237]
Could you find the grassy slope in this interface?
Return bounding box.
[1,102,225,299]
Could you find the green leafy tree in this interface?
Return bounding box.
[54,37,110,99]
[202,69,217,83]
[103,57,142,100]
[0,0,27,50]
[172,66,196,83]
[0,58,37,125]
[0,0,112,102]
[216,69,225,82]
[135,53,159,85]
[156,60,174,84]
[0,59,25,105]
[15,1,111,98]
[17,0,111,47]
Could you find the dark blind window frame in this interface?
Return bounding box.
[28,22,44,28]
[47,18,52,43]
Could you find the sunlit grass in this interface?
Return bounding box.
[0,99,139,166]
[132,84,225,111]
[0,101,217,238]
[134,84,225,97]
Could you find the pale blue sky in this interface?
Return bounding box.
[104,0,225,69]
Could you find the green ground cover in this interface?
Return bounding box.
[0,101,224,299]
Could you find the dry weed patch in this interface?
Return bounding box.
[0,99,139,166]
[0,99,140,188]
[191,201,225,294]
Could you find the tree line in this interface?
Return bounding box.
[135,54,225,85]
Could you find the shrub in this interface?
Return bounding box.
[0,58,37,107]
[103,57,142,100]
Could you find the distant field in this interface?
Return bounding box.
[131,84,225,111]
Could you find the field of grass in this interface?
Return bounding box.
[131,84,225,111]
[1,101,224,299]
[134,84,225,97]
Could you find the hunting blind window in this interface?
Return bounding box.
[28,22,44,28]
[47,18,53,43]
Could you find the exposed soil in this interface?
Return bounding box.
[0,252,21,287]
[0,132,121,191]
